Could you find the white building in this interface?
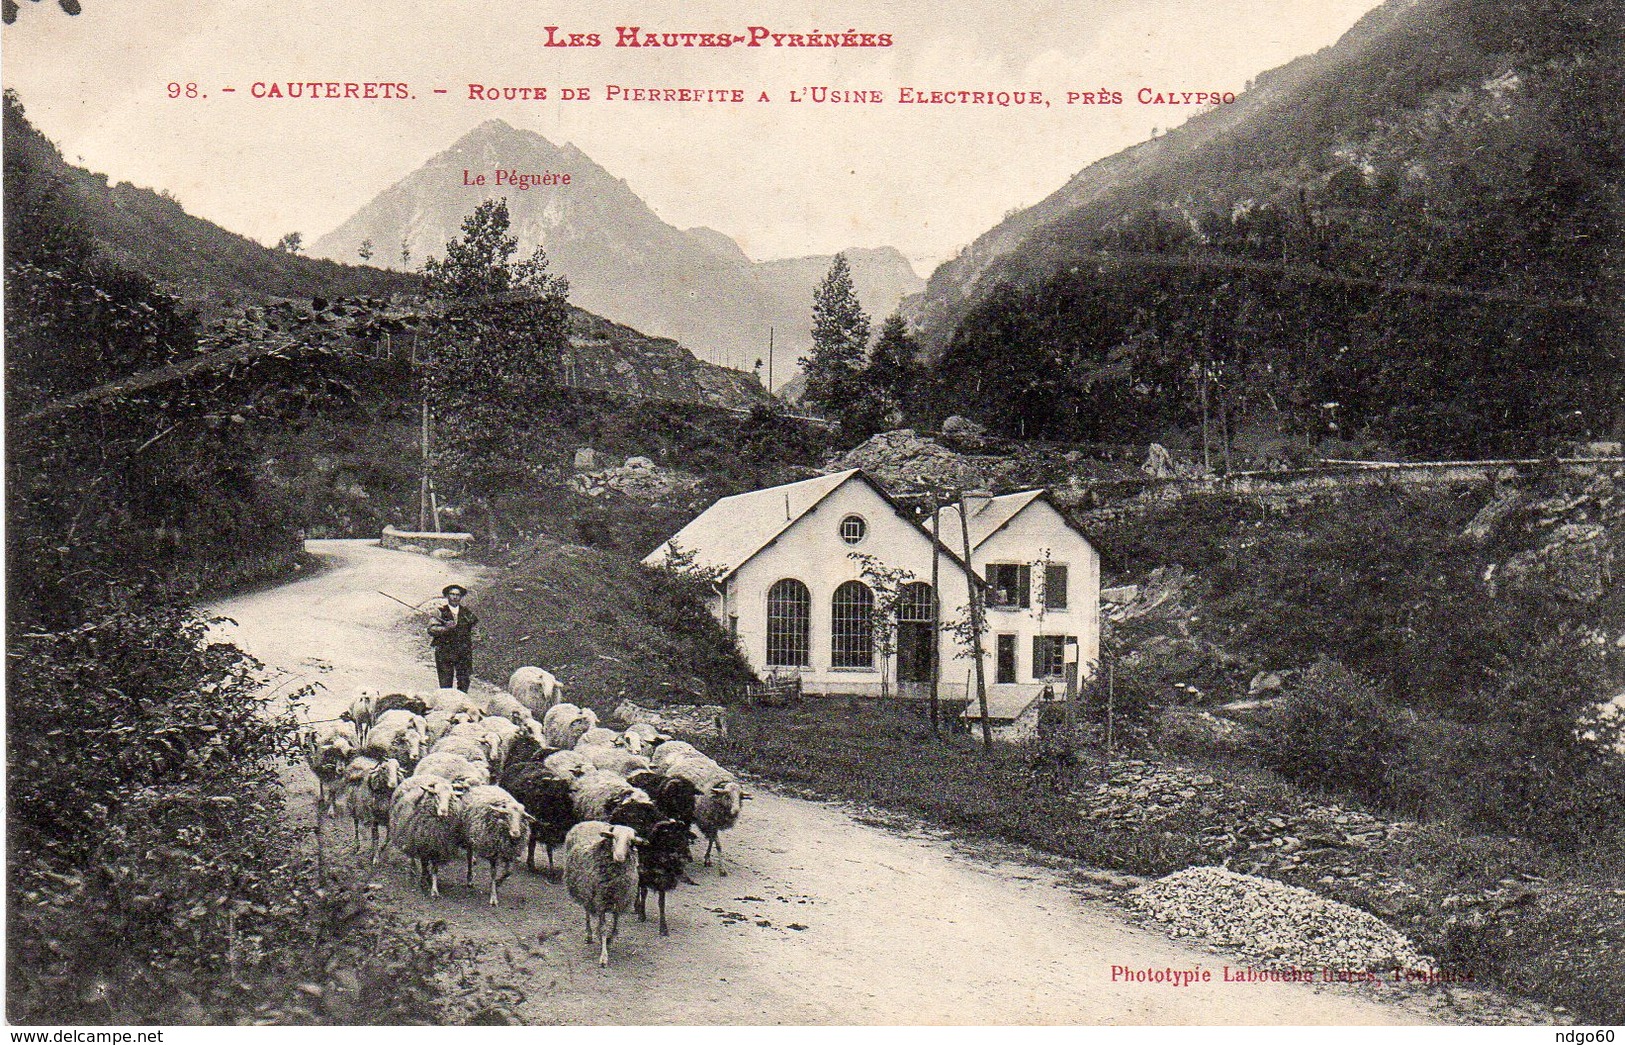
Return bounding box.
[643,469,1100,712]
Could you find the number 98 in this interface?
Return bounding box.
[167,82,200,99]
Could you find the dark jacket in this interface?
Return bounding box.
[428,603,478,655]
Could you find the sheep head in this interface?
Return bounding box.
[416,777,454,818]
[603,824,637,863]
[712,780,743,818]
[374,758,402,792]
[502,801,528,840]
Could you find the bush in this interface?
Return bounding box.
[5,602,456,1023]
[1260,660,1423,812]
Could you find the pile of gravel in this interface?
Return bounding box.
[1134,866,1434,973]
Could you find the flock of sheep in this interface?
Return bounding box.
[301,666,748,967]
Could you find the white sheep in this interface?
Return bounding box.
[543,703,599,749]
[338,688,381,743]
[576,744,652,778]
[425,706,480,745]
[389,773,465,896]
[429,732,493,766]
[460,785,533,906]
[472,716,522,770]
[343,754,402,864]
[510,665,566,715]
[667,754,746,875]
[650,740,702,773]
[304,722,359,818]
[618,724,667,756]
[364,709,427,770]
[482,690,532,724]
[428,687,485,717]
[574,726,622,750]
[414,750,491,788]
[563,821,640,967]
[570,769,653,824]
[544,748,597,781]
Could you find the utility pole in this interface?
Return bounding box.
[928,491,942,736]
[958,492,992,751]
[418,398,431,533]
[768,326,775,395]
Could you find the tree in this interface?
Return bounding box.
[422,197,567,302]
[358,238,374,262]
[274,231,303,254]
[399,236,412,269]
[803,253,871,431]
[849,553,918,700]
[422,201,571,480]
[864,311,919,423]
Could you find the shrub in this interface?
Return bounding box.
[5,602,457,1024]
[1260,659,1423,812]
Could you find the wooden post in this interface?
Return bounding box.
[1199,362,1211,473]
[418,398,431,533]
[1063,643,1078,737]
[768,326,774,395]
[1102,658,1115,783]
[928,494,942,735]
[958,492,992,751]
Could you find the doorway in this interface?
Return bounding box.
[996,634,1016,684]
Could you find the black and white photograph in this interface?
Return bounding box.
[3,0,1621,1030]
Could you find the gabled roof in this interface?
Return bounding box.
[926,489,1047,550]
[642,469,972,583]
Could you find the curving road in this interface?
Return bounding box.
[210,539,1442,1025]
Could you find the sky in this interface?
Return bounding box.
[3,0,1384,272]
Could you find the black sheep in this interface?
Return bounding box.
[505,732,557,769]
[374,691,430,717]
[499,763,576,872]
[637,818,694,936]
[652,774,701,830]
[607,792,662,839]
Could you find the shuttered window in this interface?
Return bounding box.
[1044,562,1069,609]
[987,563,1030,608]
[1033,635,1069,679]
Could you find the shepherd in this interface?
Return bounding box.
[428,583,478,691]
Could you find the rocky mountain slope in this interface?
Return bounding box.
[902,0,1620,455]
[4,95,766,414]
[1,90,411,312]
[906,0,1619,353]
[310,119,923,381]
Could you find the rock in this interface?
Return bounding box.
[941,415,988,441]
[1248,671,1286,694]
[625,455,655,470]
[397,544,426,555]
[1143,443,1176,478]
[430,548,461,559]
[1461,484,1526,544]
[1502,523,1613,602]
[573,447,600,470]
[1133,866,1434,972]
[1101,584,1141,605]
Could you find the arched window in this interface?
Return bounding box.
[766,579,811,667]
[831,580,874,669]
[898,581,935,622]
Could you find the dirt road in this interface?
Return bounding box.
[210,539,1439,1025]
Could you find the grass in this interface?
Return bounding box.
[474,536,754,715]
[707,700,1624,1024]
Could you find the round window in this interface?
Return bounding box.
[839,514,867,545]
